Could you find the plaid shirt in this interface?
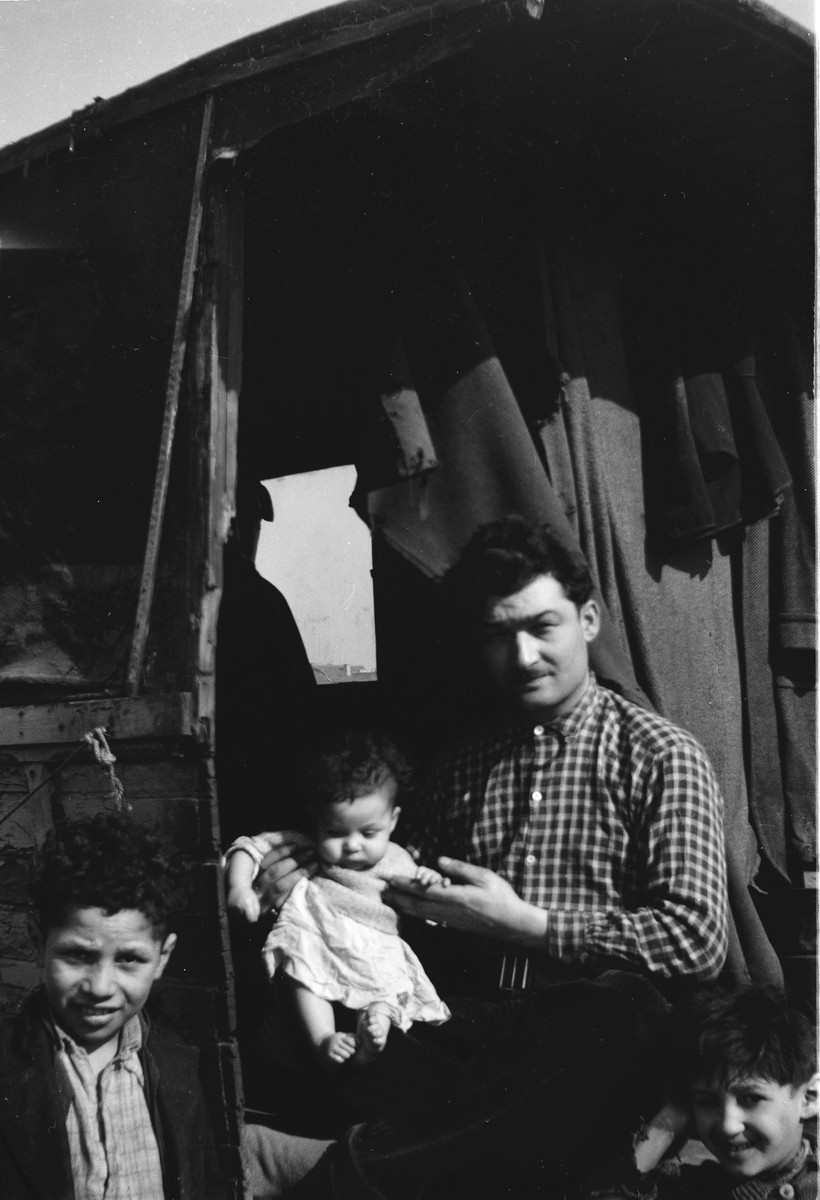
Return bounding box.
[405,677,728,980]
[52,1014,165,1200]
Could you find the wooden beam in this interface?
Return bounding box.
[194,171,244,743]
[0,693,196,749]
[126,95,214,695]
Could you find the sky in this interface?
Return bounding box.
[259,468,377,671]
[0,0,345,149]
[0,0,813,150]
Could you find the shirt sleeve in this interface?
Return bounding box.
[544,739,729,980]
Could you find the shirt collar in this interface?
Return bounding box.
[729,1139,812,1199]
[545,674,600,742]
[43,1009,144,1067]
[759,1136,811,1185]
[499,674,600,747]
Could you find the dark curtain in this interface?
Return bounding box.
[358,199,808,987]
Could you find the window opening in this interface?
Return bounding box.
[256,465,377,684]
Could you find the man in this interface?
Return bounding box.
[261,515,728,997]
[244,515,729,1196]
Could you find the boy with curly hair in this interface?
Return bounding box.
[0,812,228,1200]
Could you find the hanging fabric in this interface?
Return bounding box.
[624,228,792,547]
[739,294,816,882]
[361,218,648,711]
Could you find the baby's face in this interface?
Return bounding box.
[692,1071,814,1179]
[315,782,399,871]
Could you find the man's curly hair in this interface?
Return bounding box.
[444,514,595,619]
[300,729,412,814]
[30,812,187,937]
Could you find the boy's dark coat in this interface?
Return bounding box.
[0,989,229,1200]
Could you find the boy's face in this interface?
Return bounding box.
[315,782,399,871]
[692,1071,819,1179]
[42,906,176,1054]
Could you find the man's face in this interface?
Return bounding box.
[692,1072,819,1179]
[42,906,176,1053]
[480,574,599,721]
[315,784,399,871]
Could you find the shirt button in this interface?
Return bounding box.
[525,854,536,866]
[533,725,545,736]
[531,790,543,803]
[778,1185,795,1199]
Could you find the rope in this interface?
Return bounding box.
[0,726,129,832]
[83,727,129,812]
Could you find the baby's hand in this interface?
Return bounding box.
[415,866,450,888]
[226,886,261,923]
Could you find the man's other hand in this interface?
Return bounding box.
[384,857,548,948]
[255,835,319,912]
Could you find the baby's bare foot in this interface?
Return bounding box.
[319,1032,358,1068]
[352,1005,392,1065]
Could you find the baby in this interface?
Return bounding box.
[224,730,450,1070]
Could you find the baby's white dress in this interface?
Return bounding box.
[229,831,450,1032]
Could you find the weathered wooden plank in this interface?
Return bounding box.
[193,168,244,744]
[0,692,196,748]
[127,96,214,695]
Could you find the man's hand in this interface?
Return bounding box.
[255,835,319,912]
[384,857,548,948]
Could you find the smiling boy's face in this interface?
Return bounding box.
[692,1071,819,1179]
[42,906,176,1053]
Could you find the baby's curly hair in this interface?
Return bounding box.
[29,812,187,937]
[300,729,412,815]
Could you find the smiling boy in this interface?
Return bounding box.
[686,986,818,1194]
[0,812,228,1200]
[589,984,818,1199]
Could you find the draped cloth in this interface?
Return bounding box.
[622,230,791,545]
[532,224,780,986]
[360,210,796,987]
[739,300,817,882]
[364,226,649,710]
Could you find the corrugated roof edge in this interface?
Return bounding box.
[0,0,810,176]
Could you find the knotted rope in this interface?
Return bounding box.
[83,727,129,812]
[0,726,129,831]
